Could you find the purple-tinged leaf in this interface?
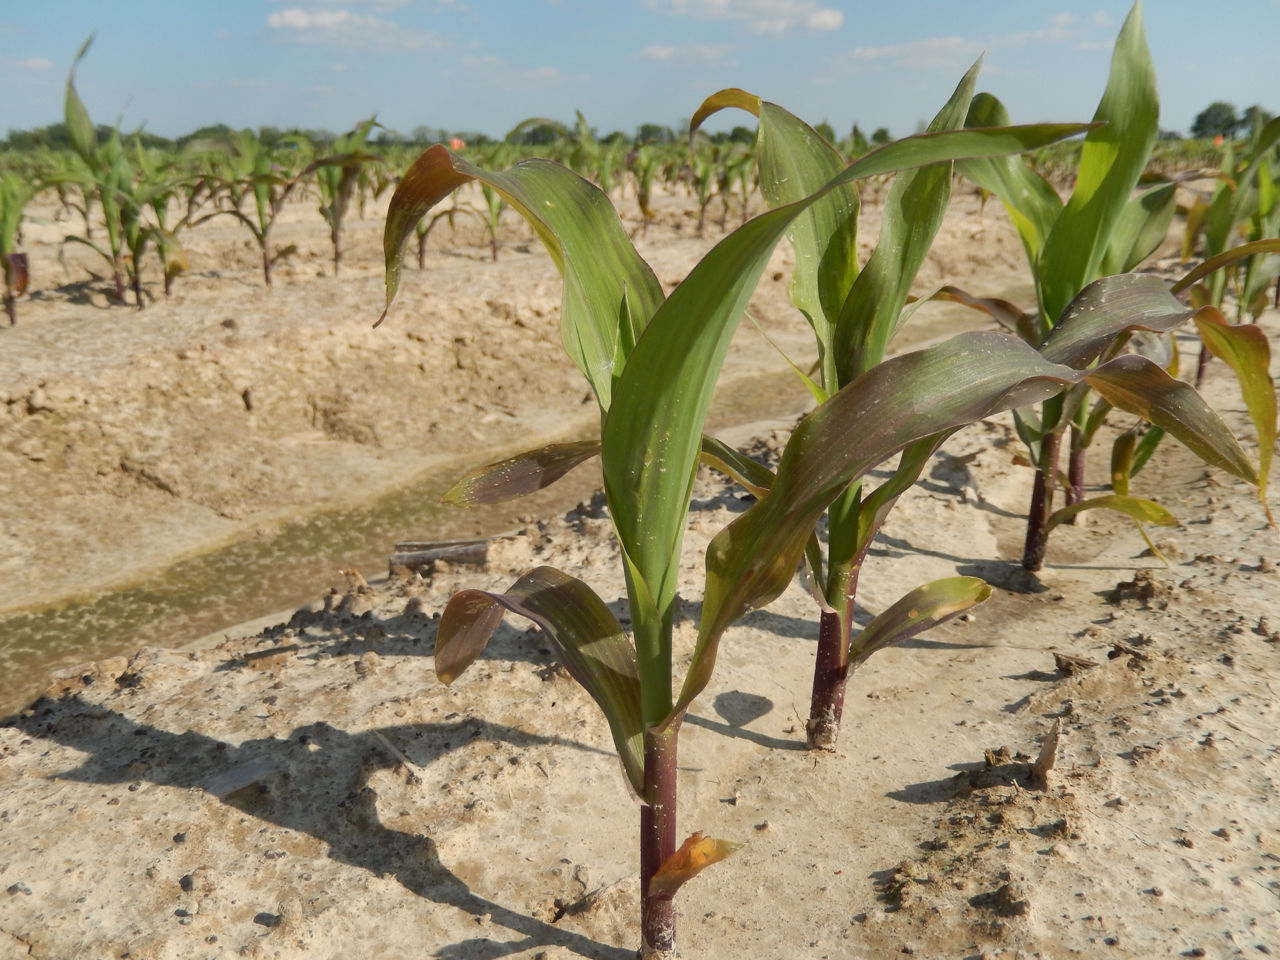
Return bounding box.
[1040,274,1201,369]
[925,285,1041,344]
[444,440,602,506]
[437,566,644,794]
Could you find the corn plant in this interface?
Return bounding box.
[1182,115,1280,382]
[0,169,39,324]
[688,71,1006,748]
[379,115,1106,954]
[61,35,133,304]
[311,116,381,275]
[940,2,1274,570]
[188,128,309,286]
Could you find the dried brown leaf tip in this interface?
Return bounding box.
[648,832,743,899]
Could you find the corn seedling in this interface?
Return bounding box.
[1182,115,1280,383]
[0,169,39,324]
[311,117,382,275]
[380,118,1103,955]
[687,67,1150,749]
[948,2,1274,570]
[60,35,135,304]
[189,128,310,286]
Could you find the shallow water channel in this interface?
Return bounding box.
[1,369,810,716]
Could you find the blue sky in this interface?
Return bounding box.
[1,1,1275,141]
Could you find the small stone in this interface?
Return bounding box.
[179,874,194,892]
[6,882,31,896]
[253,911,282,928]
[1148,886,1164,897]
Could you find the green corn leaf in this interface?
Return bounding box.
[388,120,1090,731]
[1182,196,1212,262]
[1098,180,1178,276]
[380,146,664,411]
[436,566,644,795]
[956,92,1065,267]
[699,436,775,498]
[1192,310,1275,515]
[834,58,983,380]
[1171,238,1280,294]
[1111,430,1137,495]
[691,89,858,388]
[850,577,992,667]
[676,330,1079,724]
[1038,1,1159,323]
[443,440,602,506]
[1130,425,1164,477]
[1085,355,1256,483]
[64,34,98,168]
[855,434,951,555]
[1044,493,1177,533]
[601,120,1089,682]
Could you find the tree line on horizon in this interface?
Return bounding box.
[5,98,1270,154]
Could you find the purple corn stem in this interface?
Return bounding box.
[1022,431,1063,571]
[640,724,679,958]
[1065,425,1086,514]
[806,605,849,750]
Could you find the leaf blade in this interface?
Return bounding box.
[436,566,645,794]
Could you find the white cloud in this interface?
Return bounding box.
[266,4,446,50]
[642,45,676,61]
[644,0,842,35]
[524,66,560,80]
[17,56,53,70]
[269,7,354,30]
[639,42,735,66]
[852,35,980,69]
[806,8,843,31]
[851,11,1114,69]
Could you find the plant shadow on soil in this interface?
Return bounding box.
[5,689,632,960]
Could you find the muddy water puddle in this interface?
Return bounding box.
[1,369,810,716]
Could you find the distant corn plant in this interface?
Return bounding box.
[379,115,1095,955]
[0,169,39,324]
[311,116,382,275]
[1181,115,1280,382]
[188,127,310,286]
